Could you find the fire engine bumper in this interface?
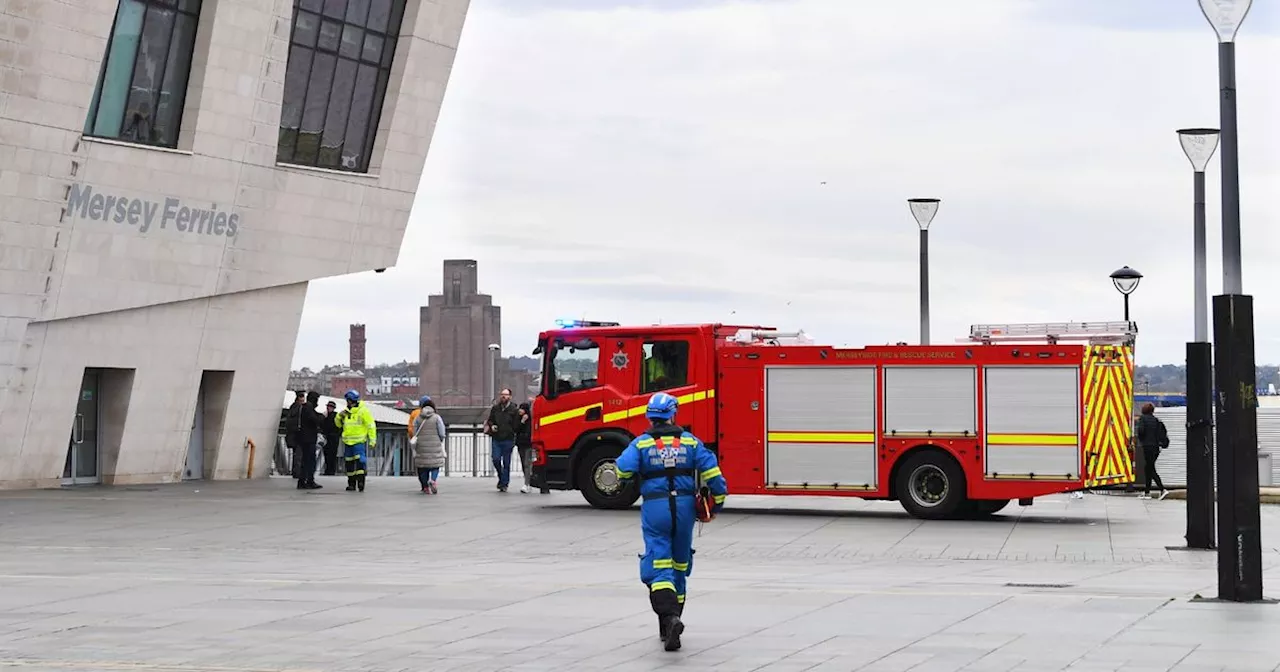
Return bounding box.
[531,453,573,490]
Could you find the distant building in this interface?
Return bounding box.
[349,325,367,372]
[0,0,471,490]
[419,260,502,407]
[329,372,367,400]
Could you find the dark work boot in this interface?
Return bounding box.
[663,615,684,651]
[346,477,356,491]
[649,590,682,650]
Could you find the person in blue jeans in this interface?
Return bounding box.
[485,388,520,492]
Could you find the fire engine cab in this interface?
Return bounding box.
[528,319,1137,520]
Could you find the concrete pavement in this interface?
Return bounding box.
[2,476,1280,671]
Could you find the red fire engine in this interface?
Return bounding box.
[528,320,1137,519]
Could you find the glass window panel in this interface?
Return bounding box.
[365,0,390,32]
[89,0,147,138]
[277,45,315,163]
[122,4,176,145]
[361,33,382,63]
[379,35,396,68]
[340,63,377,172]
[320,58,357,169]
[345,0,370,26]
[387,0,406,37]
[317,20,341,51]
[298,0,322,11]
[339,24,363,59]
[178,0,200,13]
[360,66,389,170]
[292,10,319,47]
[154,11,197,147]
[295,52,336,165]
[279,45,313,130]
[321,0,347,19]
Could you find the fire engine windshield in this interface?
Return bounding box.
[544,337,600,397]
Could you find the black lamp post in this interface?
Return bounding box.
[1177,127,1220,551]
[1110,266,1142,322]
[1199,0,1263,603]
[907,198,940,346]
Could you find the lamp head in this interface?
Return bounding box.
[1110,266,1143,295]
[1177,128,1220,172]
[1199,0,1252,42]
[907,198,940,230]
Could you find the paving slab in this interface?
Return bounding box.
[3,476,1280,671]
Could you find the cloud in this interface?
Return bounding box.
[294,0,1280,371]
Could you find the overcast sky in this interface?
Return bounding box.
[292,0,1279,371]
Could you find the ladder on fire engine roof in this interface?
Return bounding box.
[964,321,1138,346]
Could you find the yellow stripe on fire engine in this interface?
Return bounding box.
[601,389,716,423]
[986,433,1078,446]
[537,389,717,428]
[766,432,875,443]
[536,403,603,428]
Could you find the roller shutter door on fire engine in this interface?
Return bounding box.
[764,367,877,490]
[883,366,978,436]
[983,366,1082,480]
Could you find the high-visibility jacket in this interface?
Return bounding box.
[646,357,667,387]
[337,402,377,447]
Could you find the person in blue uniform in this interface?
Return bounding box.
[614,392,727,651]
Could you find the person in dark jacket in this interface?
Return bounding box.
[321,400,342,475]
[296,391,323,490]
[285,390,306,477]
[515,402,534,493]
[485,388,521,492]
[1134,402,1168,500]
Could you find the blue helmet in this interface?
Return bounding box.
[344,389,360,403]
[646,392,679,421]
[419,395,432,407]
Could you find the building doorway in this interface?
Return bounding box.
[185,381,205,480]
[62,369,102,486]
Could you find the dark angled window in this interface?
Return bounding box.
[278,0,407,173]
[84,0,202,149]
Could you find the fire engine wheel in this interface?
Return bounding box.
[578,445,640,510]
[896,451,967,520]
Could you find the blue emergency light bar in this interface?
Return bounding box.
[555,319,620,328]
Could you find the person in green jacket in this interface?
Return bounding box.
[336,389,377,492]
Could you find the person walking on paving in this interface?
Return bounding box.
[1134,402,1170,500]
[516,402,534,493]
[613,392,728,651]
[411,396,447,494]
[484,388,520,492]
[336,389,377,492]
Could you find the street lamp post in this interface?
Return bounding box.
[1199,0,1262,602]
[487,343,501,405]
[1178,127,1220,551]
[1109,266,1142,322]
[908,198,940,346]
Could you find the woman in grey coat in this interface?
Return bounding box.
[412,397,448,494]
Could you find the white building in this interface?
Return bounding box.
[0,0,471,489]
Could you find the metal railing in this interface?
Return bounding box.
[273,424,527,479]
